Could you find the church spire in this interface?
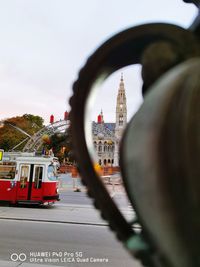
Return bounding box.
[115,73,127,138]
[119,73,125,89]
[114,74,127,166]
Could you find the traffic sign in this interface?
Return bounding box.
[0,149,4,161]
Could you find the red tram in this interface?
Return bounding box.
[0,152,60,204]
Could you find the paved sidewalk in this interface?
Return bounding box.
[0,204,105,225]
[58,174,126,196]
[0,203,134,226]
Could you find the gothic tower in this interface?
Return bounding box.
[114,74,127,166]
[115,73,127,139]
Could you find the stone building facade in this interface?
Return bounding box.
[92,74,127,167]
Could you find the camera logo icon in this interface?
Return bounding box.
[11,253,27,262]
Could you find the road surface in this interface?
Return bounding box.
[0,218,141,267]
[0,174,142,267]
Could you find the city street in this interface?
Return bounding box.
[0,218,141,267]
[0,174,142,267]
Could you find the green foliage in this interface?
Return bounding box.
[49,133,67,154]
[65,126,76,163]
[22,114,44,129]
[47,126,75,163]
[0,114,44,151]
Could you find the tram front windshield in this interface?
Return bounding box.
[47,164,57,181]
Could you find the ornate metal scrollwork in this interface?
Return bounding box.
[69,2,200,266]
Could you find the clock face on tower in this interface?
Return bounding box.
[120,104,123,109]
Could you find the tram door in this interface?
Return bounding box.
[17,164,44,201]
[17,164,31,201]
[31,165,44,201]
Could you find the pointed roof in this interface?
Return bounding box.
[119,73,125,90]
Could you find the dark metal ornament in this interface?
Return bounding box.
[121,58,200,267]
[183,0,200,6]
[69,6,200,267]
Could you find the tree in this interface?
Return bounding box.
[22,114,44,130]
[46,126,75,164]
[0,114,44,151]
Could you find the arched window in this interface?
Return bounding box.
[119,115,123,126]
[104,142,107,152]
[98,141,102,152]
[104,159,107,165]
[94,141,97,151]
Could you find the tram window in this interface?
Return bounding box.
[47,164,57,181]
[34,166,43,189]
[20,165,29,188]
[0,163,16,180]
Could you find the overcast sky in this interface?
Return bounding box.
[0,0,197,124]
